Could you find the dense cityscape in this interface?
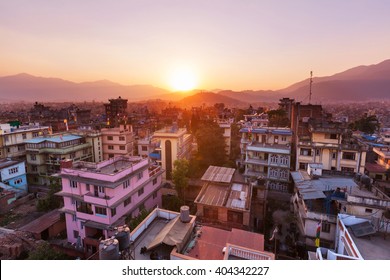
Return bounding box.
[0,94,389,260]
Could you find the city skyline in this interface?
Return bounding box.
[1,1,390,91]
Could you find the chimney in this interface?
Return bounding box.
[60,159,73,170]
[180,206,190,223]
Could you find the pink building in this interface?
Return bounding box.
[57,156,163,255]
[101,125,134,160]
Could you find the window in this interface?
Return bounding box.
[22,133,27,139]
[153,178,157,185]
[342,152,356,160]
[138,187,144,196]
[8,167,19,175]
[72,214,77,222]
[80,221,84,230]
[270,154,278,164]
[281,136,287,142]
[32,132,39,138]
[316,149,320,156]
[70,152,76,159]
[299,162,307,170]
[73,230,79,238]
[123,179,130,189]
[71,198,76,205]
[119,136,125,141]
[329,134,337,139]
[124,196,132,207]
[32,166,38,172]
[86,184,90,191]
[111,208,117,217]
[227,210,243,224]
[280,156,289,166]
[365,208,373,213]
[107,136,113,140]
[153,191,157,199]
[95,207,107,216]
[30,154,36,161]
[332,152,337,159]
[18,145,25,151]
[274,136,279,144]
[300,148,312,156]
[341,167,355,172]
[142,146,148,151]
[137,172,143,180]
[119,146,125,150]
[70,180,77,188]
[108,145,114,150]
[322,222,331,233]
[14,178,23,185]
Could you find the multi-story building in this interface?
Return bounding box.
[24,134,93,186]
[217,119,233,156]
[152,126,193,180]
[101,125,134,160]
[0,123,50,160]
[73,127,103,163]
[0,159,28,194]
[296,120,367,174]
[194,166,252,230]
[104,96,128,127]
[242,113,269,128]
[136,137,159,158]
[240,127,292,194]
[57,156,163,254]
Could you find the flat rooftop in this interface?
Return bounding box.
[71,156,144,175]
[24,134,82,144]
[183,226,266,260]
[0,159,21,169]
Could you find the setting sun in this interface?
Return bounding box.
[170,68,197,91]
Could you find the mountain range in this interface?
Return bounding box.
[1,59,390,104]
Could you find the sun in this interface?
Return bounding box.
[170,68,197,91]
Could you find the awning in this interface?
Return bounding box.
[146,216,192,252]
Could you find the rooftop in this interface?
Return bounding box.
[240,127,292,135]
[339,214,390,260]
[0,158,22,170]
[19,209,62,234]
[201,166,235,183]
[24,134,82,144]
[153,126,187,137]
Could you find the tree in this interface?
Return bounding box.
[36,182,62,212]
[172,159,190,201]
[349,115,380,134]
[28,242,69,260]
[268,109,290,127]
[195,120,226,168]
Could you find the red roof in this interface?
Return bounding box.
[365,162,387,173]
[187,226,264,260]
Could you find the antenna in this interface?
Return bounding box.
[309,71,313,104]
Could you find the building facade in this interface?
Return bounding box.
[0,159,28,194]
[152,126,193,180]
[101,125,134,160]
[0,123,50,160]
[57,156,163,254]
[25,134,93,186]
[104,96,128,127]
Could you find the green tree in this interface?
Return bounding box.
[36,182,62,212]
[349,115,380,134]
[28,242,70,260]
[268,109,290,127]
[195,120,226,168]
[172,159,190,200]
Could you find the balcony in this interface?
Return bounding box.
[244,157,268,165]
[244,169,266,178]
[224,244,274,260]
[84,192,113,206]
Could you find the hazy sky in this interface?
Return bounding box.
[1,0,389,91]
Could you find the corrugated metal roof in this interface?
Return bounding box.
[24,135,82,144]
[201,166,235,183]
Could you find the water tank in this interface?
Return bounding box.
[180,206,190,223]
[99,238,120,260]
[115,225,131,251]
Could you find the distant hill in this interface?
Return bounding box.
[178,91,248,108]
[0,73,169,102]
[1,59,390,103]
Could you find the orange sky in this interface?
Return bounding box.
[1,1,390,91]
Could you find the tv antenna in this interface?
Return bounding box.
[309,71,313,104]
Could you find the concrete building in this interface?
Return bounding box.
[217,119,233,156]
[195,166,252,230]
[125,207,274,260]
[309,214,390,260]
[240,127,292,194]
[101,125,134,160]
[0,123,49,160]
[296,120,367,174]
[104,96,128,127]
[73,127,103,163]
[152,126,193,180]
[25,134,93,186]
[242,113,269,128]
[57,156,164,255]
[0,159,28,194]
[136,137,159,158]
